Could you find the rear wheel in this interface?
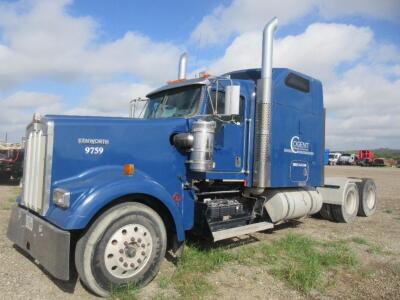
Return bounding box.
[332,183,359,223]
[319,204,334,221]
[356,178,377,217]
[75,202,167,297]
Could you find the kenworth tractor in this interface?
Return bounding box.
[7,18,377,296]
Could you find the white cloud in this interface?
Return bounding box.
[368,43,400,64]
[1,0,399,150]
[67,82,153,116]
[0,82,153,141]
[325,65,400,149]
[0,91,64,141]
[81,32,181,84]
[204,21,400,149]
[191,0,400,47]
[207,23,373,81]
[191,0,315,47]
[0,0,181,88]
[317,0,400,22]
[0,0,181,141]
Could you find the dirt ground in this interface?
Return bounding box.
[0,166,399,299]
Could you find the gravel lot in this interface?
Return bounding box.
[0,166,399,299]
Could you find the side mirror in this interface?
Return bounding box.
[129,98,149,118]
[224,85,240,115]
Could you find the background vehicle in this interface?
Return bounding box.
[328,152,342,165]
[337,153,356,165]
[357,150,375,166]
[372,158,385,167]
[7,18,377,297]
[0,147,24,182]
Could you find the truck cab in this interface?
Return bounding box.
[329,152,342,165]
[7,17,377,297]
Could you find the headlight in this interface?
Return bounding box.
[53,188,70,208]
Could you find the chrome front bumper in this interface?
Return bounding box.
[7,206,70,280]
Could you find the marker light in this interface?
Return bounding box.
[172,192,182,202]
[53,188,70,208]
[167,79,185,84]
[124,164,135,176]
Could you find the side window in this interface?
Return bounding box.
[206,90,245,121]
[285,73,310,93]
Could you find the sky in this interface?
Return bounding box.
[0,0,399,150]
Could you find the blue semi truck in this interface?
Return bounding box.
[7,18,377,296]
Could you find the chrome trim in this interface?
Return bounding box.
[245,118,252,174]
[261,17,278,81]
[188,120,216,172]
[178,52,188,80]
[43,121,54,214]
[253,17,278,188]
[21,115,53,215]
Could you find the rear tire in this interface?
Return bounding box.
[319,204,334,221]
[332,182,359,223]
[356,178,377,217]
[75,202,167,297]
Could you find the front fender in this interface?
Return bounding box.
[46,166,187,241]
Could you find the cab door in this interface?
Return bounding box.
[205,87,247,174]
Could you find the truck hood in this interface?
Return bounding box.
[46,115,190,197]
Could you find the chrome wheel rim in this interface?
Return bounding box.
[104,224,153,279]
[345,190,357,215]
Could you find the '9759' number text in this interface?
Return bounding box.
[85,147,104,155]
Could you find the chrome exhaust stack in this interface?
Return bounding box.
[253,17,278,189]
[178,52,188,80]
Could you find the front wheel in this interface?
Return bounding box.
[75,202,167,297]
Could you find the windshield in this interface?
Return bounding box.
[143,85,202,119]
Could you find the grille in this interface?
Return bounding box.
[21,115,54,215]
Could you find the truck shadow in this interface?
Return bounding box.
[0,178,20,186]
[166,220,302,264]
[13,220,303,295]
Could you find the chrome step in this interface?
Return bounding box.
[212,222,274,242]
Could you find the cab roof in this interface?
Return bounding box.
[146,68,319,97]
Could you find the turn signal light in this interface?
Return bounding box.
[53,188,70,208]
[124,164,135,176]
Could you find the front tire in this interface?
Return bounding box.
[75,202,167,297]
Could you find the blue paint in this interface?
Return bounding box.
[325,149,330,165]
[227,68,324,188]
[39,116,193,240]
[32,67,324,241]
[270,69,324,187]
